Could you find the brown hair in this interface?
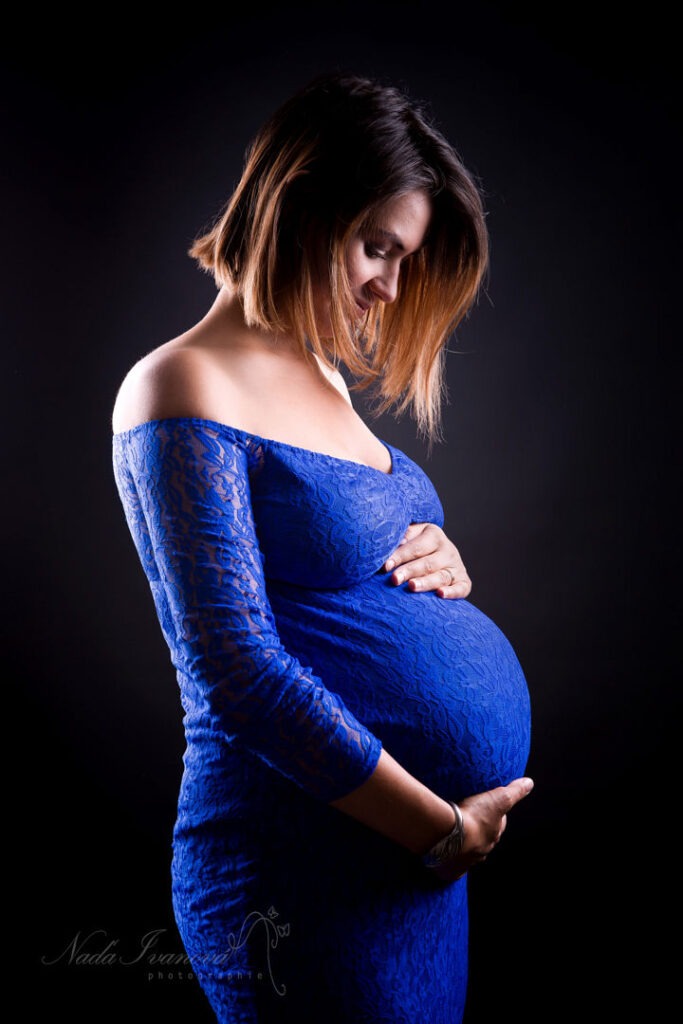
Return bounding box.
[190,72,489,445]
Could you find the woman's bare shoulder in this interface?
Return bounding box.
[111,337,238,434]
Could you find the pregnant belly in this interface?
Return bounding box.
[268,575,532,800]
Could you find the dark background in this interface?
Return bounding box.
[6,2,679,1020]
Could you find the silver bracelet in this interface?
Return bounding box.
[420,801,465,871]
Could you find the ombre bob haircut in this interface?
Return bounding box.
[190,72,489,445]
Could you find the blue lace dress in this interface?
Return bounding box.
[112,417,531,1023]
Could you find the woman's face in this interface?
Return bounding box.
[314,188,433,334]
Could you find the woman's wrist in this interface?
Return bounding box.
[412,798,458,857]
[419,801,465,869]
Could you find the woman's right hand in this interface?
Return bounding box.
[429,777,534,883]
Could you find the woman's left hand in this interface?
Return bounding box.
[383,523,471,599]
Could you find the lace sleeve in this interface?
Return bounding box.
[112,419,383,802]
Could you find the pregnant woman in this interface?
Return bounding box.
[112,73,532,1023]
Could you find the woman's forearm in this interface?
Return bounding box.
[329,747,456,856]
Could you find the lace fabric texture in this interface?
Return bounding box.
[112,417,531,1023]
[113,418,382,801]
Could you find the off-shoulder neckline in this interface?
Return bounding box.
[113,416,397,477]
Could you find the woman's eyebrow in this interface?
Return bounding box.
[373,228,427,255]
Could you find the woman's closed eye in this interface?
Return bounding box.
[364,242,390,260]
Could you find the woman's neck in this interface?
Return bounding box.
[205,285,305,360]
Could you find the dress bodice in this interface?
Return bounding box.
[235,421,445,588]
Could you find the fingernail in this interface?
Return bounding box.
[385,559,395,571]
[394,571,404,584]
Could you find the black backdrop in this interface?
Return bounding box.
[7,3,679,1020]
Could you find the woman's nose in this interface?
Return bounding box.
[370,262,401,304]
